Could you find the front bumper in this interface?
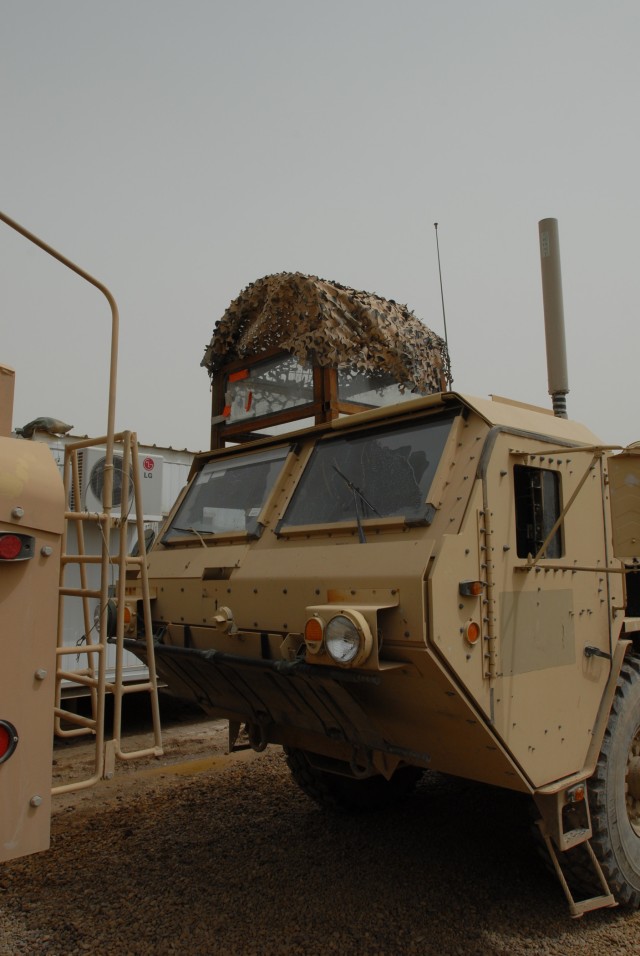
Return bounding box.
[124,637,400,763]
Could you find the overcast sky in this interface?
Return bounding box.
[2,1,639,451]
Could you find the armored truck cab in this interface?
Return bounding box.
[122,249,640,916]
[126,384,640,913]
[130,389,611,787]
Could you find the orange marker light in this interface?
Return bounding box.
[304,617,325,654]
[567,784,586,803]
[305,617,324,644]
[464,621,481,645]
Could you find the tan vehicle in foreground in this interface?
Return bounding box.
[120,225,640,917]
[2,215,640,918]
[0,366,63,861]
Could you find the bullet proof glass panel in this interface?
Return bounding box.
[223,355,314,424]
[282,411,457,527]
[337,368,424,408]
[163,446,289,540]
[514,465,563,558]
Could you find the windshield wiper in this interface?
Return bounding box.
[162,526,209,547]
[331,464,380,543]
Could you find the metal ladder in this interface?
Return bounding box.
[53,430,163,795]
[0,211,164,796]
[537,819,617,918]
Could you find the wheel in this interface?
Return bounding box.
[285,748,423,812]
[589,655,640,905]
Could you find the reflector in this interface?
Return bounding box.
[464,621,481,645]
[304,616,324,654]
[304,617,323,643]
[0,720,18,764]
[0,534,23,560]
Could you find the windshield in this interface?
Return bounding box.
[282,411,457,527]
[163,445,290,541]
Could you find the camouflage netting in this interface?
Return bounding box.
[201,273,451,393]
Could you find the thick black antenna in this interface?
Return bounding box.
[434,222,452,388]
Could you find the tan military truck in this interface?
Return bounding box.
[121,224,640,917]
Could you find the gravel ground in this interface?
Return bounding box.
[2,707,640,956]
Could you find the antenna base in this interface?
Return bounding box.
[551,392,568,419]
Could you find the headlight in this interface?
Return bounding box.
[324,611,372,666]
[325,615,359,663]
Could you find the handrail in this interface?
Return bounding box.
[0,209,118,681]
[1,211,162,793]
[0,210,118,455]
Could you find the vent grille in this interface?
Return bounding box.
[89,455,134,510]
[68,452,135,513]
[68,452,84,511]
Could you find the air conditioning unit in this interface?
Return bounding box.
[79,448,164,519]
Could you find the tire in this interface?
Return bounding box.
[589,655,640,905]
[285,748,423,812]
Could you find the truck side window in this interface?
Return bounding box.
[514,465,563,558]
[626,565,640,616]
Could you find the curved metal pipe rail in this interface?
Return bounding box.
[1,210,162,793]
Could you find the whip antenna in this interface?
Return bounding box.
[434,222,452,388]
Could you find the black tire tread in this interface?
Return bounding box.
[588,654,640,906]
[285,748,422,813]
[531,656,640,905]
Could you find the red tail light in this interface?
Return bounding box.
[0,721,19,764]
[0,533,35,561]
